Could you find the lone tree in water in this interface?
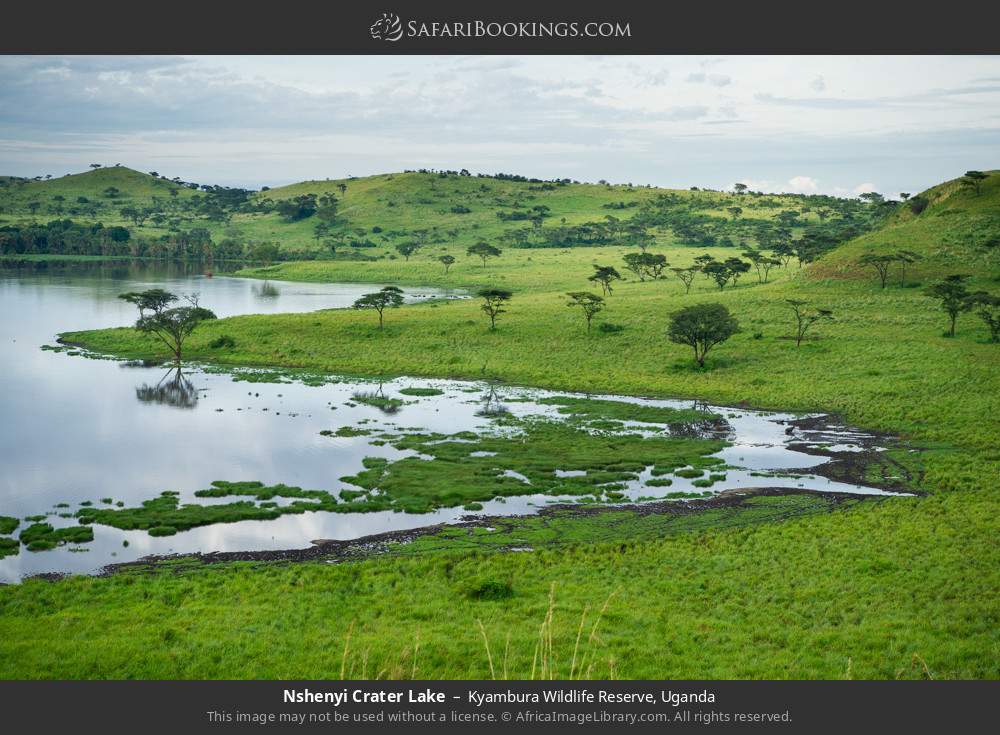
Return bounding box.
[667,303,739,368]
[352,286,404,329]
[786,299,833,346]
[924,275,971,337]
[566,291,605,331]
[477,288,512,330]
[589,265,622,295]
[439,254,455,274]
[858,252,896,288]
[467,241,502,267]
[119,290,216,364]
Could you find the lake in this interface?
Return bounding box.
[0,261,898,582]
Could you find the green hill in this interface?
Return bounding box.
[0,166,883,259]
[815,170,1000,279]
[0,166,194,208]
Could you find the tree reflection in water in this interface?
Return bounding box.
[476,382,510,418]
[135,367,199,409]
[253,281,280,299]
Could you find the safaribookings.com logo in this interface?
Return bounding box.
[369,13,631,42]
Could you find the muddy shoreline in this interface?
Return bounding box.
[88,485,894,579]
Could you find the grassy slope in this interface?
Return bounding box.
[2,167,838,253]
[0,167,195,208]
[3,173,1000,680]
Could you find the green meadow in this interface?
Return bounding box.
[1,168,998,679]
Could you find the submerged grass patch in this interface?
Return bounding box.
[351,391,406,413]
[0,515,19,535]
[537,395,717,426]
[398,387,444,397]
[18,523,94,552]
[338,419,726,513]
[0,537,19,558]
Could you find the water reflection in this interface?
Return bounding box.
[135,367,199,409]
[477,383,510,418]
[252,281,280,299]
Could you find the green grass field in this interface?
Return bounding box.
[1,169,998,680]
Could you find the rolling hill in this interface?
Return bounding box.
[0,166,885,259]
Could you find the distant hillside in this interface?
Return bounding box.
[0,165,923,261]
[816,170,1000,278]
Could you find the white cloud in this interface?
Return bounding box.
[787,175,820,193]
[852,182,878,195]
[1,55,999,194]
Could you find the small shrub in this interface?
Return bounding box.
[466,578,514,601]
[598,322,625,334]
[209,335,236,349]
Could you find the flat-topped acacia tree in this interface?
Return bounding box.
[439,254,455,274]
[966,292,1000,342]
[589,265,622,295]
[566,291,605,331]
[858,252,896,288]
[786,299,834,346]
[667,303,739,368]
[119,290,216,364]
[352,286,404,329]
[670,265,700,294]
[467,242,502,267]
[924,275,971,337]
[477,288,512,330]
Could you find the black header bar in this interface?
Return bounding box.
[3,1,999,54]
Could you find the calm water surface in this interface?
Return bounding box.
[0,262,894,581]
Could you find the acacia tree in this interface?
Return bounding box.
[635,252,667,280]
[589,265,622,295]
[467,242,502,267]
[477,288,512,330]
[961,170,988,196]
[723,257,751,287]
[786,299,833,346]
[120,290,216,364]
[670,265,699,294]
[439,254,455,274]
[566,291,605,331]
[667,303,739,368]
[966,292,1000,342]
[352,286,404,329]
[896,249,922,287]
[118,288,177,317]
[858,252,895,288]
[924,275,971,337]
[742,249,781,284]
[702,261,732,290]
[772,242,796,267]
[395,242,420,261]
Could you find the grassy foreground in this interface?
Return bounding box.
[2,174,999,679]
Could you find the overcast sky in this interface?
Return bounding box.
[1,55,998,196]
